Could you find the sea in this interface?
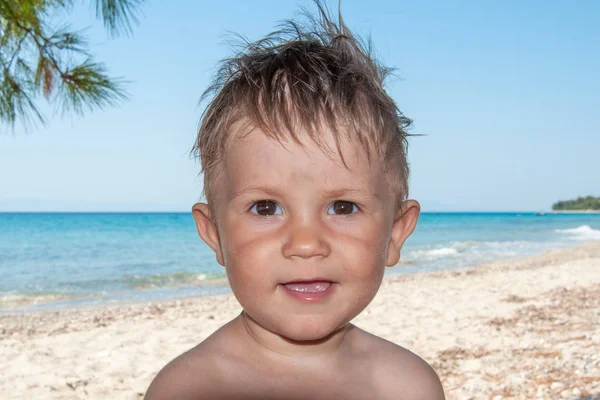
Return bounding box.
[1,212,599,313]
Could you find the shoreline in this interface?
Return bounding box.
[1,241,599,399]
[1,238,593,316]
[0,277,233,316]
[0,240,598,319]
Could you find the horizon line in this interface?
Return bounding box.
[0,210,568,214]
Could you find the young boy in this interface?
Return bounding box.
[146,3,444,399]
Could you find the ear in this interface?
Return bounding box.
[386,200,420,267]
[192,203,224,266]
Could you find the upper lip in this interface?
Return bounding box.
[280,278,335,284]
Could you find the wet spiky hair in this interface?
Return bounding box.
[192,1,412,208]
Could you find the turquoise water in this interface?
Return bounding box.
[1,212,599,311]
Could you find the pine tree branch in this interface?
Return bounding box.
[0,0,144,130]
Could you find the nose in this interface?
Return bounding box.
[281,217,331,259]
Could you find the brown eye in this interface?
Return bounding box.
[329,201,357,215]
[251,200,281,216]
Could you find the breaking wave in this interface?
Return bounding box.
[554,225,600,240]
[401,239,550,271]
[123,271,228,289]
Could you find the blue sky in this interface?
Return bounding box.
[1,0,598,212]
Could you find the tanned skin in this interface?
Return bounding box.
[145,127,445,400]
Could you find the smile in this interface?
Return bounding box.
[280,280,336,302]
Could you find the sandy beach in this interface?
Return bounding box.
[1,241,599,400]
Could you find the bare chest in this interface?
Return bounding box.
[216,359,379,400]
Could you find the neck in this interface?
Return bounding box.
[236,311,354,361]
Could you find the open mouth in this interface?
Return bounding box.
[283,280,332,293]
[280,280,336,301]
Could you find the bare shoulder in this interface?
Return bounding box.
[350,328,445,400]
[144,341,225,400]
[378,344,445,400]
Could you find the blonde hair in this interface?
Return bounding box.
[192,2,413,208]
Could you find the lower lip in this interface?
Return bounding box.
[280,282,336,302]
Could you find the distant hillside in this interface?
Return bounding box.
[552,196,600,210]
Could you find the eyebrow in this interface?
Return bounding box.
[230,185,380,201]
[230,185,281,199]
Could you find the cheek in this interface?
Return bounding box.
[226,225,280,259]
[335,219,390,270]
[221,223,281,286]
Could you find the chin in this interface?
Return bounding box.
[276,318,346,343]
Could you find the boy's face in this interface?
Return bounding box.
[193,123,419,342]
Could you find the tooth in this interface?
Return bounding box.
[284,281,331,293]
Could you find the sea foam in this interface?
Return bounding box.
[555,225,600,240]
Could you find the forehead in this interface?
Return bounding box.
[220,125,389,196]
